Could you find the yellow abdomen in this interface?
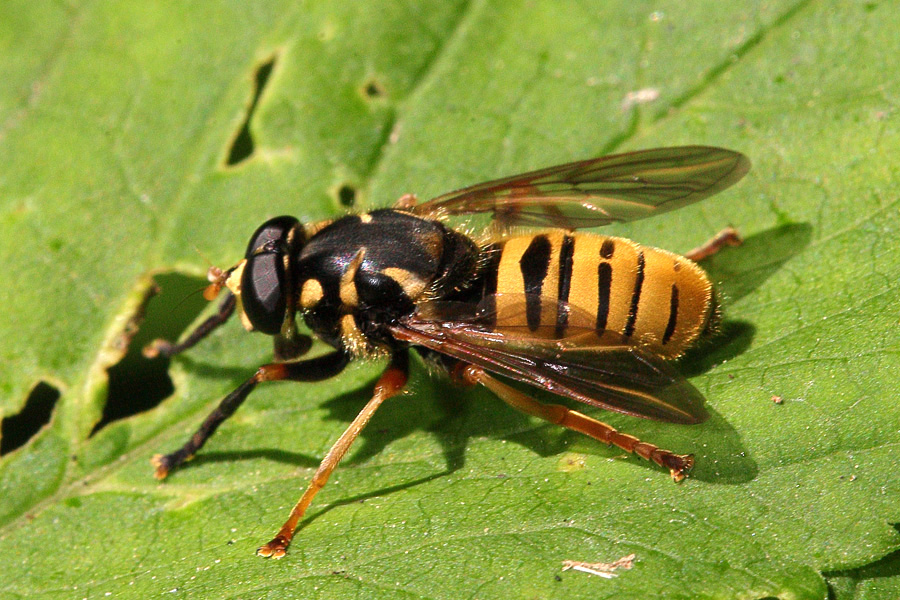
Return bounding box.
[490,231,714,358]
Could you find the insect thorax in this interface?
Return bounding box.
[296,209,478,353]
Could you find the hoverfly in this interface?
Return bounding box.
[145,145,749,558]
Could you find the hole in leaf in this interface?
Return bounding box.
[362,77,386,99]
[91,272,210,436]
[225,55,277,166]
[1,381,60,456]
[337,184,357,207]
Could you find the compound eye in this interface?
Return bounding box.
[241,216,302,335]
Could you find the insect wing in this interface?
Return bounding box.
[392,297,708,424]
[412,146,749,229]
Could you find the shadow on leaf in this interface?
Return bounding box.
[169,355,262,381]
[703,222,813,303]
[182,448,324,471]
[680,319,756,379]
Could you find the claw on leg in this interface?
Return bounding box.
[151,454,170,480]
[257,536,290,559]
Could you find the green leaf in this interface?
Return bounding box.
[2,1,898,598]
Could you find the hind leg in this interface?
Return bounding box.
[454,364,693,481]
[684,227,742,262]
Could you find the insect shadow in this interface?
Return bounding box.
[679,221,813,376]
[702,221,814,305]
[675,221,813,483]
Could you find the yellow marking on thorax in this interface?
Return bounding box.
[304,219,333,238]
[339,248,366,307]
[340,314,368,357]
[382,267,427,300]
[300,278,324,309]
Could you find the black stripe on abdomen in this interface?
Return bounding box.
[596,262,612,333]
[555,235,575,337]
[600,239,615,259]
[519,235,552,331]
[662,283,679,345]
[623,251,645,339]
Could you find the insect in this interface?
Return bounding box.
[145,145,749,558]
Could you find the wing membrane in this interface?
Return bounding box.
[412,146,749,229]
[393,297,708,424]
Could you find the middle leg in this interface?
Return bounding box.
[684,227,742,262]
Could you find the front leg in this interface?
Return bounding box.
[257,349,410,558]
[153,351,350,479]
[144,293,237,359]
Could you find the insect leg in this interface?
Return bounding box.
[257,349,410,559]
[684,226,742,262]
[455,364,693,482]
[393,193,419,210]
[143,292,237,358]
[152,350,350,479]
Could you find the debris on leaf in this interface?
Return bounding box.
[561,554,636,579]
[621,88,659,110]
